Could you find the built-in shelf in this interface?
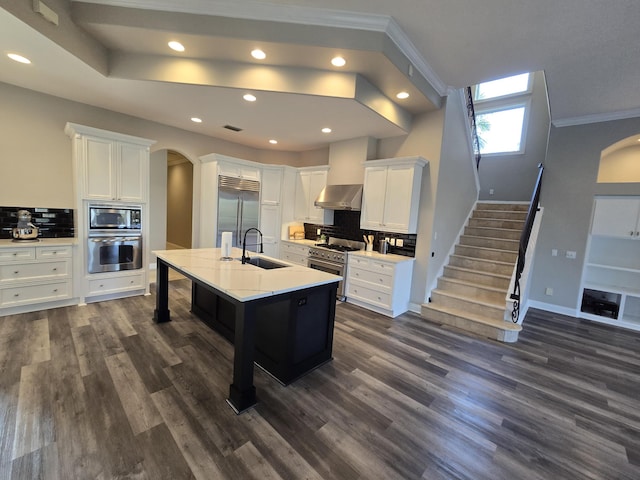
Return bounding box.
[579,197,640,332]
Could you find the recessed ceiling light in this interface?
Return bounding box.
[243,94,257,102]
[7,53,31,64]
[331,56,346,67]
[321,127,332,133]
[191,117,202,123]
[168,41,185,52]
[251,49,266,60]
[269,139,278,144]
[396,91,410,99]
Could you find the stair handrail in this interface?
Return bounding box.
[465,86,482,169]
[510,163,544,322]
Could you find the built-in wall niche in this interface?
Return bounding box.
[580,289,621,319]
[597,133,640,183]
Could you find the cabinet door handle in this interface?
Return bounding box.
[14,293,19,297]
[631,231,635,236]
[53,289,58,293]
[14,271,19,274]
[52,268,57,271]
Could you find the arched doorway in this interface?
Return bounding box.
[166,150,194,249]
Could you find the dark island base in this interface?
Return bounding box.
[191,281,337,385]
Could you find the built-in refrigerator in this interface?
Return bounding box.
[217,175,261,252]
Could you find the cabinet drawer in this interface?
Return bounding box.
[348,266,393,289]
[88,273,144,295]
[347,282,391,308]
[349,256,396,275]
[36,245,73,259]
[281,242,309,256]
[281,252,308,267]
[0,248,36,262]
[1,281,71,307]
[0,260,70,284]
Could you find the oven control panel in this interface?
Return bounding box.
[308,248,346,263]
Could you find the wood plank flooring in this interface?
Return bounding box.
[2,279,640,479]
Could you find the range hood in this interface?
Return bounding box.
[314,184,363,211]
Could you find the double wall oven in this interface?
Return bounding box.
[87,204,142,273]
[307,238,364,301]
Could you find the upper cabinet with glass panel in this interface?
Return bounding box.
[472,73,533,156]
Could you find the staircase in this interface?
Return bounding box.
[421,202,529,343]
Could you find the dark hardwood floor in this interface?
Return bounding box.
[1,279,640,479]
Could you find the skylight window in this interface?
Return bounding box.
[475,73,530,101]
[473,72,533,156]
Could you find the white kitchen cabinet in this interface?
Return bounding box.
[260,204,280,257]
[346,252,415,318]
[65,124,154,203]
[360,156,427,234]
[280,241,310,267]
[294,167,333,225]
[591,197,640,238]
[218,160,261,182]
[260,166,283,205]
[0,243,74,314]
[579,196,640,332]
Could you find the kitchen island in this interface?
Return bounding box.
[153,247,341,413]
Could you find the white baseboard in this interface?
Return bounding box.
[527,300,578,318]
[408,302,422,314]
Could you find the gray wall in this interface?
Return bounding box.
[427,91,479,296]
[167,155,194,248]
[149,150,167,264]
[477,71,551,201]
[529,118,640,313]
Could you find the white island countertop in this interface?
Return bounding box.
[154,247,341,302]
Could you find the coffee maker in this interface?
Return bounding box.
[12,209,39,241]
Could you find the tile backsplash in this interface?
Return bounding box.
[0,206,75,239]
[304,210,416,257]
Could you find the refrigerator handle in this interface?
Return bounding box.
[236,197,241,246]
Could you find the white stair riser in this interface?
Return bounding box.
[443,266,511,289]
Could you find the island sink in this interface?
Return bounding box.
[237,257,289,270]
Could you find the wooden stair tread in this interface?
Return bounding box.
[422,303,522,331]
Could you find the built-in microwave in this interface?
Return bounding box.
[87,204,142,273]
[89,204,141,231]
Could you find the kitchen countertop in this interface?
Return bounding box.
[154,247,341,302]
[350,250,415,263]
[281,238,317,246]
[0,238,76,248]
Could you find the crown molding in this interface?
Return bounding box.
[552,107,640,128]
[74,0,449,97]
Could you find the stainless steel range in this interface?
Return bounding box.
[308,237,364,301]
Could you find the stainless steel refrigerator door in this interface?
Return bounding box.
[240,190,260,252]
[217,187,241,248]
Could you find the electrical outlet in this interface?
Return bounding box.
[389,238,396,246]
[385,237,390,244]
[396,239,404,247]
[545,287,553,296]
[552,249,558,257]
[316,228,321,236]
[489,188,494,195]
[566,251,577,259]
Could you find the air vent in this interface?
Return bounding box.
[223,124,243,132]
